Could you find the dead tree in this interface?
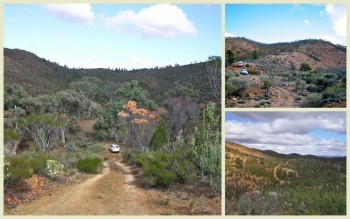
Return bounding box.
[207,56,221,107]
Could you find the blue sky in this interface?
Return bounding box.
[4,4,221,69]
[225,112,346,157]
[226,4,346,45]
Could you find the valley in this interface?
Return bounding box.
[4,48,222,215]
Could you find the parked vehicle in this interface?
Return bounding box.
[240,68,249,75]
[237,61,243,67]
[108,144,120,153]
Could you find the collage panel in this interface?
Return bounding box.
[224,3,347,216]
[3,3,222,215]
[225,4,346,108]
[225,112,346,215]
[1,1,349,218]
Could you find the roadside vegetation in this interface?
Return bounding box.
[4,54,222,211]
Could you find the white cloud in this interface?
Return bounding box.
[42,4,95,25]
[325,4,346,37]
[228,112,346,134]
[225,120,345,156]
[225,32,236,37]
[315,35,339,44]
[101,4,197,38]
[304,19,310,26]
[225,112,346,156]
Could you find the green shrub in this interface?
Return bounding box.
[306,84,318,92]
[133,153,158,167]
[66,141,77,151]
[44,160,65,179]
[247,68,260,75]
[300,94,322,108]
[322,87,345,99]
[172,159,196,183]
[149,120,167,151]
[89,144,105,153]
[254,100,271,108]
[142,163,176,187]
[93,119,109,131]
[225,78,250,99]
[5,155,33,181]
[299,63,312,71]
[133,152,175,187]
[4,128,20,141]
[95,130,109,141]
[76,157,102,174]
[29,152,56,175]
[122,149,140,162]
[57,149,95,169]
[156,171,177,187]
[170,147,196,183]
[132,148,198,187]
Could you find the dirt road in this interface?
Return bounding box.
[6,118,221,215]
[7,150,153,215]
[273,163,285,185]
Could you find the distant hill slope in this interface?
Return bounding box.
[4,49,67,95]
[225,141,270,159]
[4,48,213,103]
[225,37,346,73]
[225,140,346,215]
[225,141,346,160]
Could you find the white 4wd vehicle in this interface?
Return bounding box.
[240,68,249,75]
[108,144,120,153]
[237,61,243,67]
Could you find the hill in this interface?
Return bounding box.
[225,37,346,73]
[4,48,213,104]
[225,141,346,215]
[225,38,346,108]
[225,141,270,159]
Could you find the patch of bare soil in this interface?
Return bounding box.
[270,86,297,108]
[273,163,285,185]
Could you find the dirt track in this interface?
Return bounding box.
[5,118,221,216]
[6,150,153,215]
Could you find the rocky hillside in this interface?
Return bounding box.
[225,37,346,73]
